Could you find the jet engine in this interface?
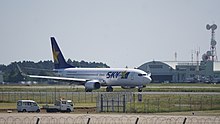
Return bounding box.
[85,81,101,92]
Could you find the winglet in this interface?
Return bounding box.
[16,64,27,77]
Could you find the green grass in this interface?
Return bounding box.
[0,103,16,109]
[126,94,220,113]
[1,83,220,92]
[156,110,220,116]
[0,84,220,113]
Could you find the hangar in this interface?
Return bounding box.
[138,60,220,83]
[138,61,175,83]
[138,24,220,83]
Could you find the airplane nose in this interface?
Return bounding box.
[147,76,152,83]
[143,76,152,84]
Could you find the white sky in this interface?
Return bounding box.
[0,0,220,68]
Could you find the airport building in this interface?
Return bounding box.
[138,60,220,83]
[139,24,220,83]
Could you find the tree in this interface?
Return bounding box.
[0,59,110,82]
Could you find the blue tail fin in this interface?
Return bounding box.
[51,37,74,69]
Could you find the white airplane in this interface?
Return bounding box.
[20,37,152,92]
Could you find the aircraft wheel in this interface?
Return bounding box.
[85,89,92,92]
[138,88,142,92]
[106,86,113,92]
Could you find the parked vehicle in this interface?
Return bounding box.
[43,99,74,112]
[17,100,40,113]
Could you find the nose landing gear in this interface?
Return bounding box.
[138,87,143,102]
[138,88,142,92]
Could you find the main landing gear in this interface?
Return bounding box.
[138,88,142,92]
[106,86,113,92]
[138,87,143,102]
[85,89,92,92]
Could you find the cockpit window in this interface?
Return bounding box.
[138,74,146,76]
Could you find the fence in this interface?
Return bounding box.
[0,115,220,124]
[0,92,98,104]
[0,92,220,113]
[97,92,132,112]
[126,94,220,113]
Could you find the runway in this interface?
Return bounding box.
[1,91,220,95]
[134,92,220,95]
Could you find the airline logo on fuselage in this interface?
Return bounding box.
[106,71,130,79]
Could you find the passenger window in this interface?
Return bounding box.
[62,101,66,104]
[138,74,142,76]
[138,74,146,76]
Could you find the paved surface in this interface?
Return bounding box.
[2,91,220,95]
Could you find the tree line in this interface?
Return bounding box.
[0,59,109,82]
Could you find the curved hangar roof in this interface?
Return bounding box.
[138,61,174,75]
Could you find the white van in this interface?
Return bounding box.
[17,100,40,112]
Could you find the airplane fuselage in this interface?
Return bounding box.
[21,37,152,92]
[55,68,151,87]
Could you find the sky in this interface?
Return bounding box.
[0,0,220,68]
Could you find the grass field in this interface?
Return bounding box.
[1,83,220,92]
[0,83,220,114]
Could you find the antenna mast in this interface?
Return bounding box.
[206,24,218,61]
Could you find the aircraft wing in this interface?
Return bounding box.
[28,75,87,82]
[17,64,87,83]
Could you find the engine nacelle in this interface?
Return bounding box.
[85,81,101,91]
[121,86,136,89]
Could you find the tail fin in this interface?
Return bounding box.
[51,37,74,69]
